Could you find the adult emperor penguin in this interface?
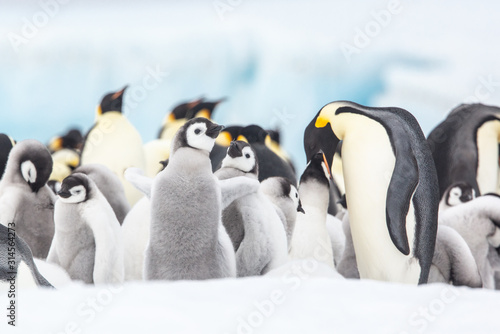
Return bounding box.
[238,125,297,186]
[427,103,500,198]
[215,141,288,276]
[290,151,335,268]
[48,128,83,153]
[47,173,124,284]
[145,118,260,280]
[314,101,439,284]
[0,224,53,288]
[0,139,55,259]
[73,164,130,225]
[260,176,304,248]
[80,86,146,206]
[0,133,15,178]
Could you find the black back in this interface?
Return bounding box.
[427,103,500,198]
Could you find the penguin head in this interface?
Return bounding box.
[445,182,476,207]
[238,125,268,144]
[48,129,83,152]
[97,86,128,115]
[185,98,226,120]
[221,141,258,174]
[172,118,224,154]
[299,150,332,187]
[261,177,304,214]
[6,140,52,193]
[304,109,339,167]
[216,125,243,147]
[57,173,90,204]
[166,98,205,124]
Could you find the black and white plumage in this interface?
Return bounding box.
[215,141,288,277]
[314,101,439,284]
[47,173,124,284]
[0,139,55,259]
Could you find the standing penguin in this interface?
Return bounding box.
[314,101,439,284]
[47,173,124,284]
[238,125,297,186]
[427,103,500,197]
[290,151,335,268]
[80,86,146,206]
[260,176,304,248]
[210,125,243,171]
[48,128,83,153]
[215,141,288,276]
[145,118,260,280]
[0,140,55,259]
[73,164,131,225]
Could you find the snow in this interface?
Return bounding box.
[2,260,500,334]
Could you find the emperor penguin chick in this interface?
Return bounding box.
[290,151,335,268]
[47,173,124,284]
[215,141,288,276]
[145,118,260,280]
[260,176,304,249]
[0,139,55,259]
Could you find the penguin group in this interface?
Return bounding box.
[2,86,500,292]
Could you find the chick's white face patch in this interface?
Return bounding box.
[186,122,215,152]
[21,160,37,184]
[59,185,86,204]
[289,186,300,208]
[447,186,463,206]
[222,146,256,172]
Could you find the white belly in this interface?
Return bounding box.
[476,120,500,194]
[337,113,420,283]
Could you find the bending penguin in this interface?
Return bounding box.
[314,101,439,284]
[215,141,288,276]
[145,118,261,280]
[80,86,146,206]
[47,173,124,284]
[427,103,500,197]
[0,139,55,259]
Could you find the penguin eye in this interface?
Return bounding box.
[245,154,250,159]
[194,128,202,135]
[295,193,298,198]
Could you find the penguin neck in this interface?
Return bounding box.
[476,119,500,194]
[3,159,33,191]
[299,179,329,214]
[170,147,212,173]
[215,167,257,181]
[97,111,123,121]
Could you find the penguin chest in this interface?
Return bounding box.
[476,119,500,194]
[339,118,419,283]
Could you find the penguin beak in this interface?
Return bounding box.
[111,85,128,100]
[297,200,305,214]
[321,152,333,180]
[227,141,244,158]
[460,194,472,202]
[57,189,71,198]
[206,124,224,139]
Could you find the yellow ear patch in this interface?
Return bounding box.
[96,105,103,116]
[195,109,211,120]
[216,131,233,147]
[167,113,176,123]
[315,114,330,128]
[237,135,248,143]
[49,137,63,151]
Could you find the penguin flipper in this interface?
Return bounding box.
[16,232,54,288]
[385,146,418,256]
[219,177,260,210]
[124,168,153,199]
